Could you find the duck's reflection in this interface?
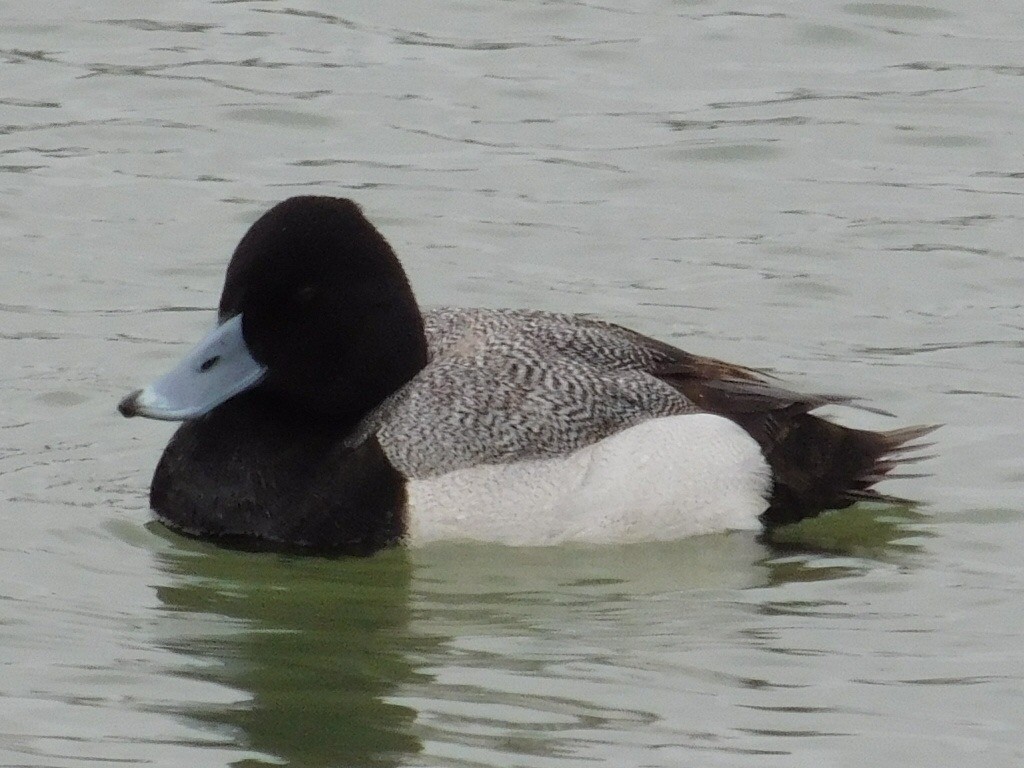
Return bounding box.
[152,532,425,767]
[760,502,929,585]
[146,503,925,766]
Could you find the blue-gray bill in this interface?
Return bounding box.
[118,314,267,421]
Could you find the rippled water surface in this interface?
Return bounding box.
[2,1,1022,766]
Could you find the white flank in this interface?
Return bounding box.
[405,413,772,546]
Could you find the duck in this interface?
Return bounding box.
[118,195,934,555]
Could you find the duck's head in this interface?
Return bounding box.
[119,196,428,424]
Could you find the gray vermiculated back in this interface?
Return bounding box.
[376,308,699,478]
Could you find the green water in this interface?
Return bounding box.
[126,509,935,766]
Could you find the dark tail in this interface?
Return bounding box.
[740,415,938,528]
[647,348,937,528]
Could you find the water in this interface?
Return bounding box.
[2,1,1022,765]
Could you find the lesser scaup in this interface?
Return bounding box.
[119,196,934,554]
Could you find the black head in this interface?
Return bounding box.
[219,196,428,422]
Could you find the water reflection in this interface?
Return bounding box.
[152,533,425,767]
[765,501,927,552]
[405,515,925,762]
[146,504,924,766]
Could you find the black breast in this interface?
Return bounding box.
[149,393,407,555]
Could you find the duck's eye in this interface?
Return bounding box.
[200,355,220,372]
[294,285,317,306]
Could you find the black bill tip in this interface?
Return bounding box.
[118,390,142,418]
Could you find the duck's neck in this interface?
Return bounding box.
[261,301,429,427]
